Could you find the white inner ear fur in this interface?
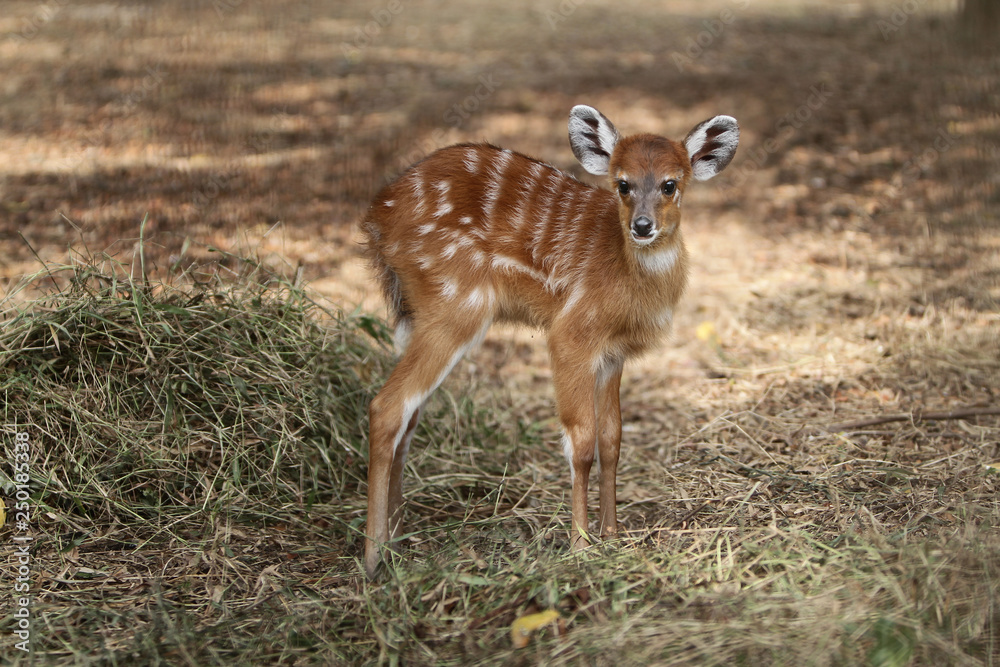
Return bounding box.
[685,115,740,181]
[568,105,620,176]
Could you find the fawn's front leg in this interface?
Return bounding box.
[550,335,603,550]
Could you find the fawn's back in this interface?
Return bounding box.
[364,139,690,361]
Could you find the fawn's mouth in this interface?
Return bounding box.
[630,226,659,245]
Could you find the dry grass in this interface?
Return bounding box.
[1,252,998,665]
[1,0,999,664]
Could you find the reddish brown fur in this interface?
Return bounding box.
[361,123,719,578]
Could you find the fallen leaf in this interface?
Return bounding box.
[511,609,561,649]
[695,321,717,343]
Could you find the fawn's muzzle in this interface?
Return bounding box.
[631,216,655,240]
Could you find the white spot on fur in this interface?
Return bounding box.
[411,172,426,214]
[418,223,436,236]
[440,278,459,300]
[464,147,479,173]
[464,286,494,310]
[560,285,586,316]
[441,242,459,260]
[638,245,679,273]
[384,199,395,207]
[433,180,452,218]
[483,149,512,221]
[656,306,674,328]
[394,319,412,354]
[562,432,575,482]
[459,215,474,225]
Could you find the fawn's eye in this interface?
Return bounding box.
[617,180,630,196]
[662,180,677,196]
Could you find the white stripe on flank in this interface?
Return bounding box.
[433,180,452,218]
[464,147,479,173]
[491,255,548,284]
[482,150,512,221]
[411,172,426,214]
[638,245,679,274]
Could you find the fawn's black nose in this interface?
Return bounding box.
[631,216,655,239]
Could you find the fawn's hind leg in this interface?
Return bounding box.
[365,316,490,578]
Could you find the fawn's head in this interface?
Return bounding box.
[569,105,739,248]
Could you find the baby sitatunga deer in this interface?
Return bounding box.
[362,105,739,577]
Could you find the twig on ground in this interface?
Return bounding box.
[826,407,1000,433]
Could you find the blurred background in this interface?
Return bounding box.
[1,0,996,403]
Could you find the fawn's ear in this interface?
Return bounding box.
[684,115,740,181]
[568,105,621,176]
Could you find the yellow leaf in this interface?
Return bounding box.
[511,609,560,649]
[0,502,5,528]
[696,321,717,343]
[984,463,1000,473]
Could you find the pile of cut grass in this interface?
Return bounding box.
[1,261,390,530]
[2,257,999,665]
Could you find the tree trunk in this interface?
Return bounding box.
[961,0,1000,37]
